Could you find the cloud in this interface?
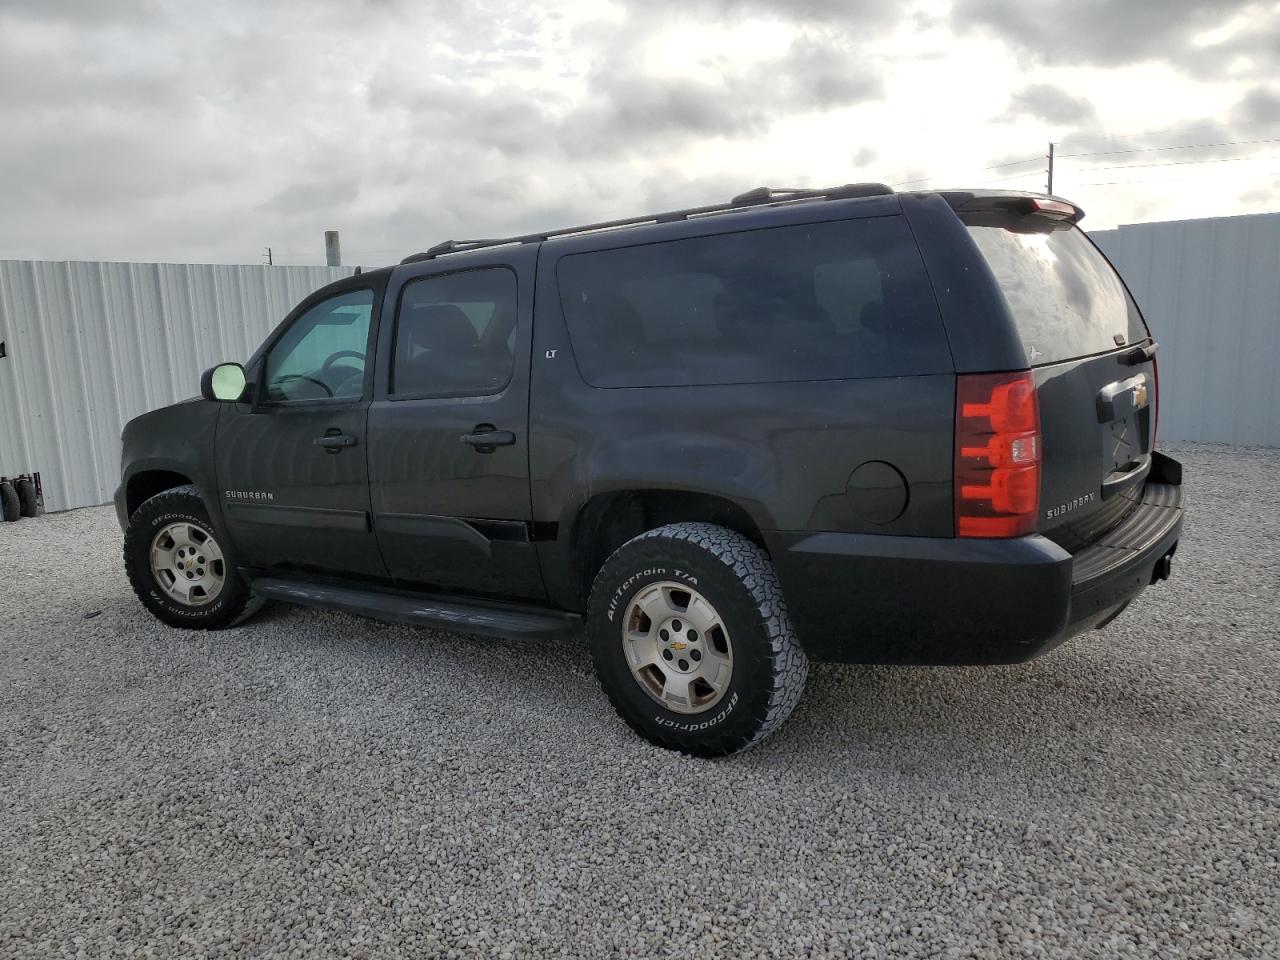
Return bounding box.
[634,0,898,28]
[1236,86,1280,126]
[0,0,163,25]
[260,179,362,216]
[1005,84,1097,126]
[575,36,881,147]
[951,0,1258,68]
[1,0,1277,265]
[371,34,882,159]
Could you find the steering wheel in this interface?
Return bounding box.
[322,350,365,372]
[275,373,333,398]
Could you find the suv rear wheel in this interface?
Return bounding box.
[124,485,254,629]
[587,522,808,756]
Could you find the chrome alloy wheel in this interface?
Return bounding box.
[149,521,226,607]
[621,581,733,714]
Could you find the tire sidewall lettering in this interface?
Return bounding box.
[654,691,739,731]
[606,565,699,622]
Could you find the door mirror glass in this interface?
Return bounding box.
[201,362,248,402]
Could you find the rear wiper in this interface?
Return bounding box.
[1121,341,1158,365]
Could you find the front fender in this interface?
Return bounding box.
[118,399,225,536]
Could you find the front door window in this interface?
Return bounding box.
[264,289,374,402]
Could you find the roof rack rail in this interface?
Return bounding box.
[401,182,895,263]
[730,183,893,205]
[423,238,504,258]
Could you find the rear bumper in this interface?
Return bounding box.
[766,478,1183,665]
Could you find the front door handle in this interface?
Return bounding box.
[460,425,516,453]
[314,430,358,452]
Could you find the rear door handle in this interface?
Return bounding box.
[460,426,516,453]
[314,431,358,451]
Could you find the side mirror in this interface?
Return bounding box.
[200,362,248,402]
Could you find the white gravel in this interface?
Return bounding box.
[1,442,1278,959]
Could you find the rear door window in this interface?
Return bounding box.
[556,217,951,388]
[390,267,518,398]
[964,219,1149,366]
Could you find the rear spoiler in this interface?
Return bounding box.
[937,190,1085,225]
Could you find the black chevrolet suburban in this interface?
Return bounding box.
[116,184,1184,756]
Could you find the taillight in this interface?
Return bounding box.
[1152,354,1160,445]
[955,371,1041,537]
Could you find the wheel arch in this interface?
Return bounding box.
[125,469,198,519]
[572,489,767,604]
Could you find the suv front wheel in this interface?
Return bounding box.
[124,485,254,629]
[588,523,808,756]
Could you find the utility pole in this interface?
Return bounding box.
[1046,141,1056,195]
[263,246,273,266]
[324,230,341,267]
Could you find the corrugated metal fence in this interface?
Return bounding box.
[0,261,351,513]
[2,212,1278,514]
[1091,212,1280,448]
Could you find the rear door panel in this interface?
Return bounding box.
[366,245,544,602]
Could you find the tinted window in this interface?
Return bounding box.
[964,220,1148,366]
[391,268,517,397]
[264,288,373,402]
[556,217,950,388]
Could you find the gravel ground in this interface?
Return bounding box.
[1,442,1277,959]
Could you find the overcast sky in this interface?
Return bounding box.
[2,0,1279,266]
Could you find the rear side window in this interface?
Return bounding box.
[556,217,951,388]
[964,219,1148,366]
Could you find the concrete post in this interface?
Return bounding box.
[324,231,341,267]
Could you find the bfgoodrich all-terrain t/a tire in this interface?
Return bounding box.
[588,522,809,757]
[124,485,254,630]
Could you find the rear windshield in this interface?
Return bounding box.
[556,216,951,388]
[964,218,1148,366]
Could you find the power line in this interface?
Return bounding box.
[1061,136,1280,159]
[1078,178,1191,187]
[984,154,1045,171]
[1058,120,1233,152]
[892,154,1045,188]
[973,169,1045,187]
[1072,153,1280,173]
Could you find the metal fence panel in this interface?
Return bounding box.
[1091,213,1280,447]
[0,261,351,513]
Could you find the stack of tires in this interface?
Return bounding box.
[0,476,42,522]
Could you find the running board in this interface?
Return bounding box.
[251,577,582,642]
